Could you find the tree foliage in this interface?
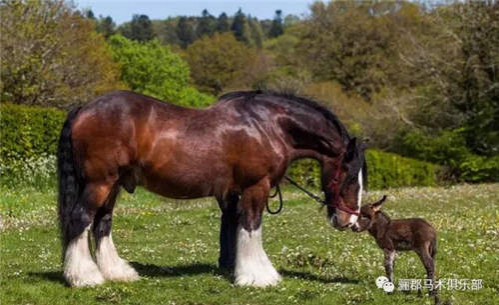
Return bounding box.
[0,0,123,108]
[176,17,196,48]
[216,13,230,32]
[120,14,155,42]
[400,1,499,156]
[269,10,284,38]
[108,35,213,107]
[295,1,415,100]
[184,33,257,94]
[196,9,216,37]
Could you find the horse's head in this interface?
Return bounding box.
[321,137,367,230]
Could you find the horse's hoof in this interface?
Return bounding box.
[99,259,139,282]
[235,267,281,287]
[64,264,105,287]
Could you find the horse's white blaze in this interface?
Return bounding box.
[349,169,363,225]
[96,233,139,282]
[63,224,105,287]
[234,225,281,287]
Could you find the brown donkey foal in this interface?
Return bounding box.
[352,196,438,300]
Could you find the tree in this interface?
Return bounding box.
[0,0,123,107]
[121,14,155,42]
[176,17,196,48]
[269,10,284,38]
[184,33,257,94]
[400,1,499,156]
[108,35,213,107]
[196,9,216,37]
[96,16,116,38]
[231,9,246,42]
[248,17,264,48]
[216,12,230,32]
[85,9,95,19]
[295,1,402,100]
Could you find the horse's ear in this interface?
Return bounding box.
[344,137,357,162]
[359,138,370,151]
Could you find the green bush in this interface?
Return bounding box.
[395,129,499,182]
[0,103,65,187]
[287,150,440,190]
[108,35,215,108]
[365,150,439,189]
[0,104,65,161]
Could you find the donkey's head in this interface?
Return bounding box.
[321,137,367,230]
[351,195,387,232]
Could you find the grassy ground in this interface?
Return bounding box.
[0,183,497,305]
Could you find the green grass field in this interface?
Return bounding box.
[1,184,498,305]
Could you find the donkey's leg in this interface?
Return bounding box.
[63,182,110,287]
[234,179,281,287]
[93,185,138,282]
[218,194,239,271]
[384,249,395,283]
[418,245,436,297]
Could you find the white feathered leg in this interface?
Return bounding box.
[234,225,281,287]
[95,233,139,282]
[64,225,105,287]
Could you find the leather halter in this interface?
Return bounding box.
[325,161,360,217]
[269,176,360,217]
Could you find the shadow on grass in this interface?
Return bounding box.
[27,271,67,286]
[130,261,230,278]
[27,265,359,286]
[280,269,359,284]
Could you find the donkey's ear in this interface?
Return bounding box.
[372,195,387,212]
[344,137,357,162]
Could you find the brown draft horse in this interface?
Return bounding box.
[57,90,367,287]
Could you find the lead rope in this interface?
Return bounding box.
[266,184,283,214]
[266,176,325,215]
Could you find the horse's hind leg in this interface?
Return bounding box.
[63,182,111,287]
[93,184,138,282]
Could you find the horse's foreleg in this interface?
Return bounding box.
[93,185,138,282]
[63,182,109,287]
[234,179,281,287]
[218,194,239,271]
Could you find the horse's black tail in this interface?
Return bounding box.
[57,106,82,255]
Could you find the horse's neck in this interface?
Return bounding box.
[283,114,344,162]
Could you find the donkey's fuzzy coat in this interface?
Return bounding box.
[352,196,438,301]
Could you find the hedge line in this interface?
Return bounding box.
[1,103,65,162]
[287,150,440,190]
[0,103,440,189]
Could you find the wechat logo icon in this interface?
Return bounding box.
[375,276,394,292]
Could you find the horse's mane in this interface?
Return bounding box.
[218,90,368,190]
[218,90,350,142]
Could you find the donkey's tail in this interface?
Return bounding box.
[57,106,82,254]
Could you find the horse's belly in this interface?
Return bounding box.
[138,161,231,199]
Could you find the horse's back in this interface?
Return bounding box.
[70,91,192,183]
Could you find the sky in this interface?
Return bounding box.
[76,0,318,24]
